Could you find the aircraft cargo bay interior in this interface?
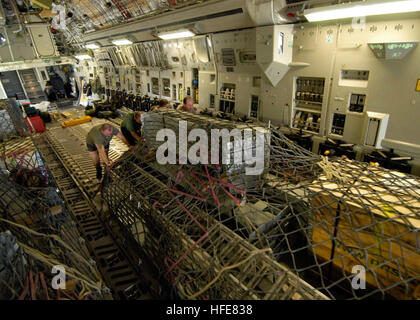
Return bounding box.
[0,0,419,302]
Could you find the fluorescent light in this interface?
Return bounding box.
[85,43,100,49]
[74,54,92,60]
[158,29,195,40]
[112,39,133,46]
[304,0,420,22]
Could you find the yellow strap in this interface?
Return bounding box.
[381,204,396,217]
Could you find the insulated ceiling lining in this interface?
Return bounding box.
[63,0,206,42]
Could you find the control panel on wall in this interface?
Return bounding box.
[349,93,366,113]
[331,113,346,136]
[339,70,369,88]
[293,111,321,133]
[135,69,141,93]
[162,78,170,97]
[210,94,215,109]
[295,77,325,104]
[172,84,177,100]
[151,77,159,95]
[114,68,121,87]
[219,83,235,114]
[250,95,259,119]
[292,77,325,134]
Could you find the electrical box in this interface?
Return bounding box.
[363,112,389,149]
[239,51,257,63]
[162,78,170,97]
[291,76,325,134]
[348,93,366,113]
[219,83,236,114]
[250,95,259,119]
[339,70,369,88]
[342,111,389,148]
[342,112,365,145]
[330,113,346,136]
[151,77,159,95]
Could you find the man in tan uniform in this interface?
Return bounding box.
[86,123,129,180]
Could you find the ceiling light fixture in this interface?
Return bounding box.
[304,0,420,22]
[111,38,133,46]
[158,29,195,40]
[85,43,100,49]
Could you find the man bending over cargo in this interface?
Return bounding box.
[120,111,143,146]
[86,123,129,180]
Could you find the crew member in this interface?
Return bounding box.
[86,123,129,180]
[176,96,199,114]
[121,111,143,146]
[151,99,171,111]
[44,81,58,102]
[64,78,73,98]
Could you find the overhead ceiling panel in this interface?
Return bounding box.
[59,0,207,46]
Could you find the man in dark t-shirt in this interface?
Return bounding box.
[120,111,143,146]
[86,123,129,180]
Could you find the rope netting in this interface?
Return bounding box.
[0,99,29,142]
[101,110,419,300]
[0,137,106,300]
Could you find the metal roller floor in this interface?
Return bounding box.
[32,120,164,299]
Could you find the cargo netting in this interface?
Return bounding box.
[0,137,106,300]
[102,110,419,300]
